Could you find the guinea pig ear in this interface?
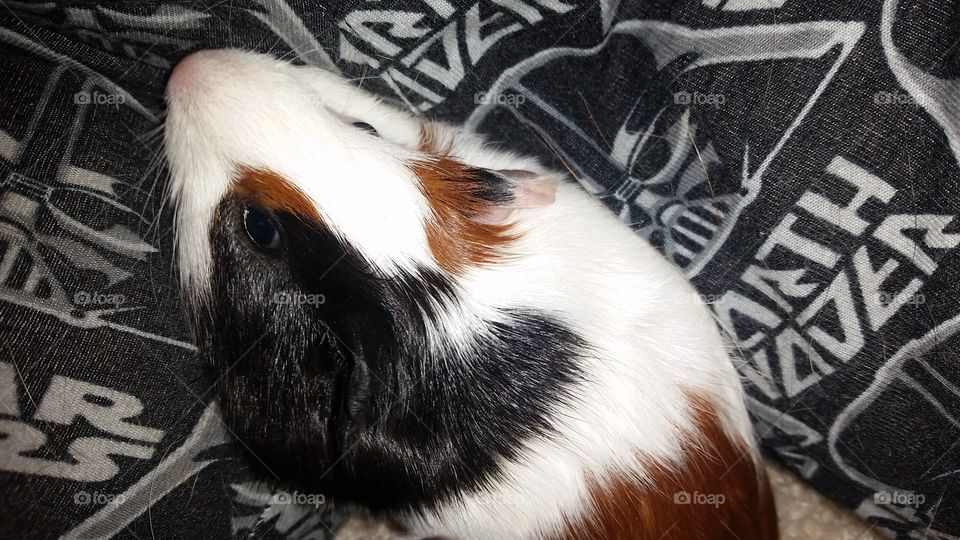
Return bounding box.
[471,169,558,225]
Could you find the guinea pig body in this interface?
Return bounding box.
[164,49,776,540]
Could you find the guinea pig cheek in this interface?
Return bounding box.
[193,171,350,482]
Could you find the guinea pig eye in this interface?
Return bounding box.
[352,122,379,137]
[243,205,282,252]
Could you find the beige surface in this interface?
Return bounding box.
[334,514,396,540]
[767,460,883,540]
[335,460,883,539]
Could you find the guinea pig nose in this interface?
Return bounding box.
[167,50,231,97]
[168,53,203,94]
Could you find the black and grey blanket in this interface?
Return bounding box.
[0,1,957,538]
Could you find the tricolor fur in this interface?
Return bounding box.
[164,49,776,539]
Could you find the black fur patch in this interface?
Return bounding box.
[188,196,584,514]
[468,168,516,206]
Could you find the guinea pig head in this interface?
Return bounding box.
[163,50,571,512]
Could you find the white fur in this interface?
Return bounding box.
[165,50,759,539]
[165,49,436,296]
[405,126,757,539]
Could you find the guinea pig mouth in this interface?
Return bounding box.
[335,352,373,432]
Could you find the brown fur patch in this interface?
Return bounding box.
[553,391,778,540]
[231,166,320,221]
[411,157,516,274]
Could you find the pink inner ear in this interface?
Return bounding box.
[471,170,558,225]
[511,179,557,208]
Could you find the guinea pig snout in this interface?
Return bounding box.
[167,49,249,100]
[169,50,216,95]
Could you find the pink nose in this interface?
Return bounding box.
[167,50,228,96]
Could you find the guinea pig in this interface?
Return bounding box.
[163,49,777,540]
